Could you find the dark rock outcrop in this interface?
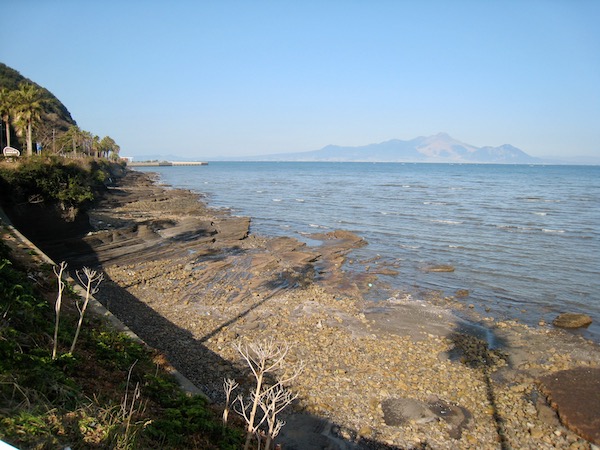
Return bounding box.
[538,367,600,444]
[382,396,471,439]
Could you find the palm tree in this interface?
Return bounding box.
[0,87,15,149]
[99,135,120,159]
[79,130,93,156]
[13,83,44,156]
[54,125,81,155]
[91,134,100,158]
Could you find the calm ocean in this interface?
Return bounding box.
[135,162,600,343]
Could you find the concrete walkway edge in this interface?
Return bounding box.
[0,206,206,399]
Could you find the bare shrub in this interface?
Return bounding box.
[229,339,303,450]
[70,267,103,353]
[52,261,67,359]
[223,377,238,426]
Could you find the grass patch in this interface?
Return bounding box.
[0,238,244,449]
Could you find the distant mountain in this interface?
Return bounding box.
[241,133,543,164]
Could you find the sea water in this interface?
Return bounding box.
[135,162,600,343]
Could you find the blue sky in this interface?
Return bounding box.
[2,0,599,160]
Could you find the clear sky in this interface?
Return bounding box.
[2,0,599,160]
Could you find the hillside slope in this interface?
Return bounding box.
[0,62,76,149]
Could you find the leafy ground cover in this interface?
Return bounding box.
[0,156,115,214]
[0,230,243,449]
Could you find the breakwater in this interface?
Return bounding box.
[127,161,208,167]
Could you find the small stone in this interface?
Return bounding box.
[510,383,528,393]
[465,434,477,444]
[530,427,544,439]
[396,380,408,391]
[552,313,592,329]
[381,397,437,426]
[359,425,373,437]
[340,428,352,440]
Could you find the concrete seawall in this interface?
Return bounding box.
[127,161,208,167]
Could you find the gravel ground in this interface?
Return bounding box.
[29,169,600,449]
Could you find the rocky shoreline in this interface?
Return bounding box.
[28,169,600,449]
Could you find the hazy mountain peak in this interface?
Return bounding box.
[213,133,547,164]
[415,133,478,160]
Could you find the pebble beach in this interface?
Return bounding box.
[32,168,600,449]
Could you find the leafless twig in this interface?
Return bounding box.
[223,378,238,426]
[52,261,67,359]
[231,339,303,450]
[70,267,103,353]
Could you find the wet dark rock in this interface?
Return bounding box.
[382,396,471,440]
[368,268,399,276]
[427,397,471,439]
[422,265,455,273]
[382,398,437,426]
[538,367,600,444]
[552,313,592,329]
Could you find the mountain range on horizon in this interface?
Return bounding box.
[133,133,598,165]
[237,133,542,164]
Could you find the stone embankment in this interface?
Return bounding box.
[16,169,600,449]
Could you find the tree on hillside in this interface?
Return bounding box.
[60,125,91,156]
[1,65,121,159]
[0,87,16,148]
[80,130,94,157]
[91,134,100,158]
[1,63,76,139]
[55,125,79,155]
[54,127,120,159]
[13,83,44,156]
[99,136,120,159]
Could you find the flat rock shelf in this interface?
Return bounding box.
[21,168,600,450]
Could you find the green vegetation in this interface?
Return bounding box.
[0,63,75,150]
[0,63,120,159]
[0,239,244,449]
[0,156,121,219]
